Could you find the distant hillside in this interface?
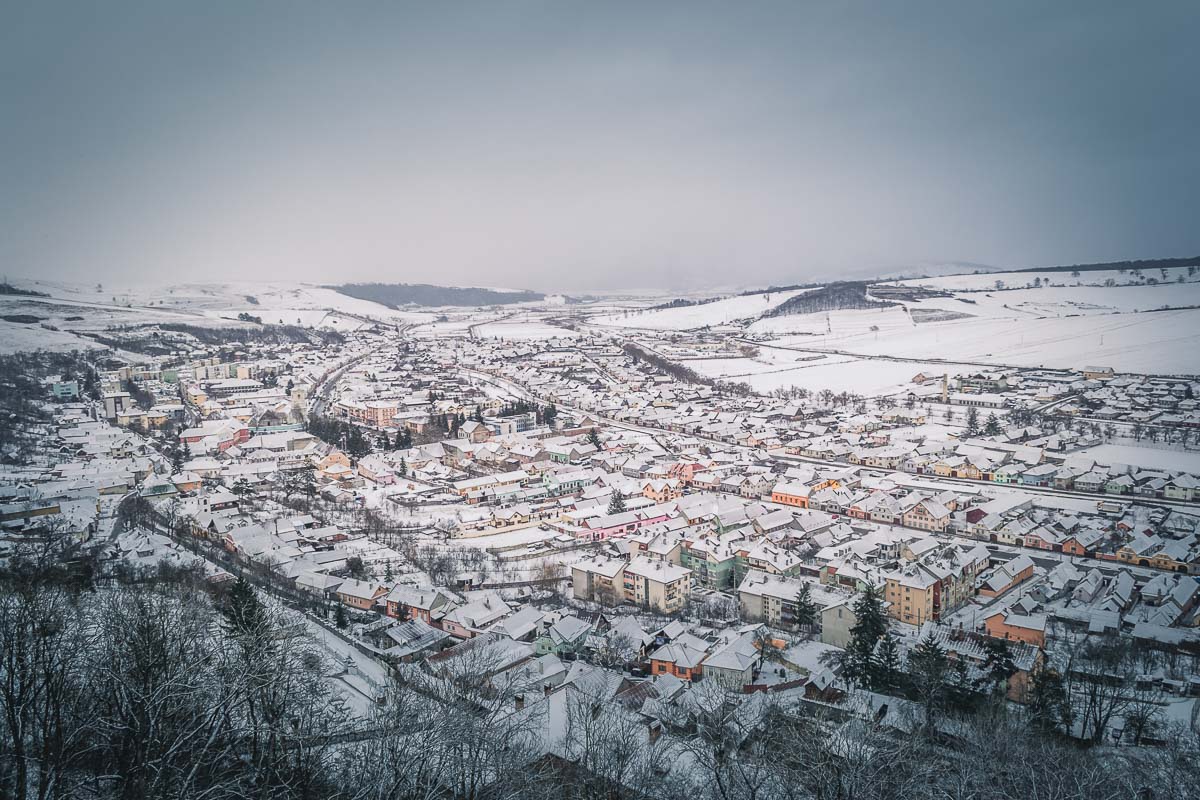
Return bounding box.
[763,282,896,317]
[1019,256,1200,274]
[328,283,544,308]
[651,283,820,312]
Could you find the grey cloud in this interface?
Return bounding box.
[2,1,1197,291]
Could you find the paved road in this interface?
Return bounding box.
[309,350,375,418]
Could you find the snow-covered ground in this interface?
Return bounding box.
[1077,443,1200,473]
[750,305,1200,374]
[897,282,1200,320]
[9,279,441,330]
[886,266,1200,292]
[409,318,479,338]
[473,321,579,340]
[735,275,1200,374]
[592,289,814,330]
[8,273,1200,376]
[451,525,558,549]
[688,350,982,396]
[0,319,105,354]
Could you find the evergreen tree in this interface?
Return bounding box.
[473,406,484,423]
[378,433,391,451]
[223,576,266,634]
[1027,664,1071,735]
[909,635,950,728]
[984,412,1002,436]
[793,582,817,630]
[587,428,602,450]
[978,637,1018,699]
[399,458,408,477]
[334,604,348,630]
[83,366,101,399]
[346,426,370,458]
[543,403,558,426]
[844,583,887,688]
[946,656,975,710]
[170,446,183,474]
[875,631,902,693]
[299,469,317,498]
[965,406,980,436]
[606,492,627,515]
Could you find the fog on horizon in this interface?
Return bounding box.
[2,1,1198,293]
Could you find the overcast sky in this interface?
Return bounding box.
[2,2,1198,292]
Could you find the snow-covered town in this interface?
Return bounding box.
[5,4,1200,798]
[2,266,1200,798]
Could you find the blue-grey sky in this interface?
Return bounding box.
[2,1,1198,291]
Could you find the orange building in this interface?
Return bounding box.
[982,610,1046,649]
[770,482,811,508]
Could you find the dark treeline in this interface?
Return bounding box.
[0,282,50,297]
[0,350,99,461]
[763,282,897,317]
[738,282,821,296]
[157,323,345,347]
[1018,255,1200,274]
[622,343,753,397]
[650,284,822,312]
[307,414,378,457]
[84,323,343,356]
[650,297,714,311]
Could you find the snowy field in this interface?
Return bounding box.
[10,279,437,329]
[409,318,478,338]
[737,275,1200,374]
[452,525,558,549]
[0,319,104,354]
[592,289,814,330]
[886,266,1200,292]
[689,352,981,395]
[473,321,579,340]
[897,282,1200,319]
[1078,443,1200,473]
[749,306,1200,374]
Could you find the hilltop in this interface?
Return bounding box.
[328,282,544,308]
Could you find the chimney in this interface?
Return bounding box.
[647,720,662,743]
[514,693,525,711]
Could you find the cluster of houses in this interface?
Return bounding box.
[9,307,1200,788]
